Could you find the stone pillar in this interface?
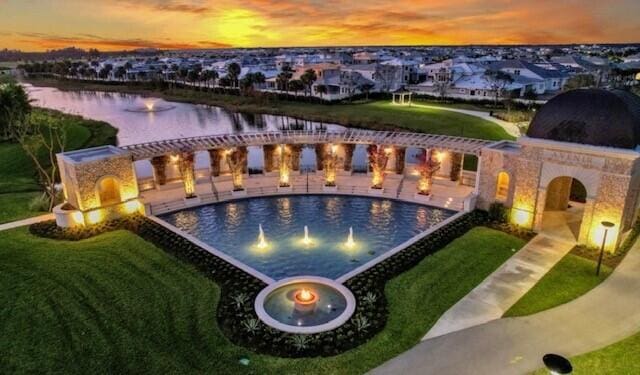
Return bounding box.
[315,144,327,171]
[450,152,462,182]
[395,147,406,174]
[237,146,248,174]
[178,152,196,198]
[207,149,223,177]
[342,143,355,172]
[150,155,168,186]
[290,144,302,171]
[263,145,275,173]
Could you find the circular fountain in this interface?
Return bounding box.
[124,98,175,113]
[255,276,355,333]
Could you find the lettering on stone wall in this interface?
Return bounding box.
[542,149,605,169]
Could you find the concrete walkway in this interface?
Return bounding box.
[372,238,640,375]
[424,235,574,339]
[410,103,522,138]
[0,213,54,232]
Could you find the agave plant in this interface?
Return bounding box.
[362,292,378,305]
[242,318,261,335]
[289,334,312,351]
[354,314,371,332]
[231,293,250,310]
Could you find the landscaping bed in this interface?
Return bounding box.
[30,210,488,358]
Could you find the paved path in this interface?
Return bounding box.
[424,235,574,339]
[372,238,640,375]
[410,103,522,138]
[0,213,54,232]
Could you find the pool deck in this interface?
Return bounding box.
[139,173,474,215]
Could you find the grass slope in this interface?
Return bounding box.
[0,226,523,374]
[0,108,117,223]
[504,253,612,317]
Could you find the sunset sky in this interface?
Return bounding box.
[1,0,639,51]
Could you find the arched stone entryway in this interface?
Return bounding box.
[539,176,587,242]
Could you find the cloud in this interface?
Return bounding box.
[16,32,231,50]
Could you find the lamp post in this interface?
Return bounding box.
[596,221,615,276]
[543,353,572,374]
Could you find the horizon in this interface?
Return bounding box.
[1,0,640,52]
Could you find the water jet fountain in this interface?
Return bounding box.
[345,227,355,248]
[302,225,311,246]
[257,224,268,249]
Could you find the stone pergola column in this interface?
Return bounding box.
[315,144,327,171]
[290,144,302,171]
[178,152,196,198]
[342,143,355,172]
[395,147,406,174]
[263,145,276,173]
[236,146,248,174]
[150,155,168,187]
[207,148,224,177]
[450,152,462,182]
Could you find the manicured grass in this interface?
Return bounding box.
[0,226,523,374]
[533,330,640,374]
[27,78,515,141]
[504,253,612,317]
[0,108,116,223]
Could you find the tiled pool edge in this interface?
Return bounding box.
[148,215,276,285]
[335,210,467,283]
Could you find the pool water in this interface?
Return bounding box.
[160,195,453,280]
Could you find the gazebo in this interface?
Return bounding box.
[391,88,413,106]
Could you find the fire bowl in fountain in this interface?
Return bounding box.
[255,276,356,334]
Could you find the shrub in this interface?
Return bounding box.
[488,202,508,223]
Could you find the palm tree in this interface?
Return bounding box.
[0,83,31,140]
[252,72,266,89]
[300,69,317,96]
[359,82,375,100]
[114,66,126,81]
[289,79,304,95]
[227,62,241,88]
[315,84,327,98]
[276,66,293,92]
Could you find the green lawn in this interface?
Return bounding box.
[0,108,117,223]
[0,226,524,374]
[533,331,640,374]
[504,253,612,317]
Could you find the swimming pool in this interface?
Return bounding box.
[159,195,454,280]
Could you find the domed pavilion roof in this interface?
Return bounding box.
[526,89,640,149]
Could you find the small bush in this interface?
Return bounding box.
[488,202,508,223]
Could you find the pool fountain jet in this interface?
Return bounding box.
[293,288,318,313]
[302,225,311,246]
[345,227,355,248]
[257,224,268,249]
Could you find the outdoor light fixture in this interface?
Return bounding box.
[596,221,615,276]
[543,353,572,374]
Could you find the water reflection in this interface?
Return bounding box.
[24,84,345,146]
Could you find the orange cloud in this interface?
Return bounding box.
[0,0,639,51]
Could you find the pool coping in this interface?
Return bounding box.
[254,276,356,334]
[148,215,276,285]
[335,210,466,283]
